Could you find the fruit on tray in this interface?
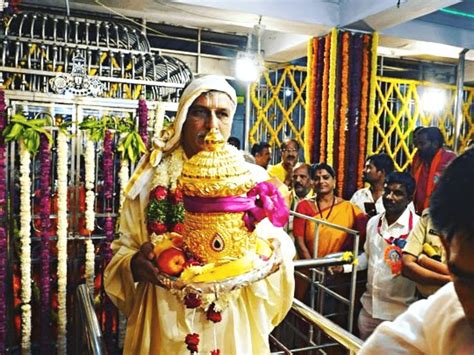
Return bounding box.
[156,247,187,276]
[190,254,255,283]
[153,232,184,258]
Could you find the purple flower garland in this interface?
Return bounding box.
[345,34,363,199]
[0,87,7,354]
[102,129,115,351]
[39,134,52,349]
[138,97,149,148]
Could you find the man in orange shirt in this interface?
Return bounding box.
[411,127,456,214]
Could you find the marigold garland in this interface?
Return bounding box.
[337,32,350,196]
[326,28,338,166]
[358,35,371,188]
[19,142,32,353]
[367,33,379,156]
[304,37,315,163]
[320,34,331,162]
[56,130,69,353]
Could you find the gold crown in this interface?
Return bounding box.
[178,128,255,197]
[179,128,256,263]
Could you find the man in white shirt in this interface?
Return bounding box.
[359,150,474,354]
[350,153,394,217]
[358,172,419,340]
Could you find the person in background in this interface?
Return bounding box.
[251,141,272,169]
[227,136,240,149]
[357,172,419,340]
[290,163,314,211]
[402,209,450,298]
[268,138,299,187]
[359,150,474,354]
[293,163,367,260]
[411,126,456,214]
[350,153,394,217]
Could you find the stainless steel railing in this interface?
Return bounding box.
[75,284,107,355]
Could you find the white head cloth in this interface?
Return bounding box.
[150,75,237,166]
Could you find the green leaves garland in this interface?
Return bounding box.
[2,114,53,154]
[80,115,146,163]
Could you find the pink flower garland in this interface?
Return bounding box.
[39,134,51,349]
[0,87,7,353]
[138,97,149,148]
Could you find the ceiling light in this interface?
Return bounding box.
[235,52,264,82]
[420,88,446,114]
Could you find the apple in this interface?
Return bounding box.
[156,248,186,276]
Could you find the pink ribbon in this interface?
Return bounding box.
[183,181,289,231]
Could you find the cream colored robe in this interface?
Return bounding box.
[104,159,295,354]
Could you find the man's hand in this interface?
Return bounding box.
[130,242,161,284]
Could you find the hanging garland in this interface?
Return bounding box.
[337,32,350,196]
[367,33,379,156]
[344,35,363,198]
[138,96,149,148]
[39,134,52,349]
[320,34,331,162]
[304,38,317,163]
[358,35,371,188]
[84,135,96,294]
[19,142,32,353]
[0,87,7,353]
[326,28,338,167]
[56,129,69,353]
[3,114,52,352]
[313,37,325,163]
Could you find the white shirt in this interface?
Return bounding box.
[360,208,420,321]
[350,187,385,214]
[360,282,474,354]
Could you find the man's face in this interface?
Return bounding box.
[182,92,234,157]
[256,147,271,169]
[292,166,312,198]
[446,232,474,330]
[382,182,411,215]
[281,141,298,166]
[415,133,438,160]
[363,160,382,184]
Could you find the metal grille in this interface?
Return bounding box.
[249,65,307,159]
[1,12,193,100]
[369,77,474,171]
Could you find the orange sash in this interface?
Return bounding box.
[414,149,443,210]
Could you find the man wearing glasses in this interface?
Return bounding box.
[268,138,299,187]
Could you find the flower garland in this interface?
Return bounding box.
[320,34,331,162]
[345,35,363,198]
[39,134,52,349]
[84,137,96,294]
[56,130,69,353]
[326,28,338,166]
[118,159,129,216]
[102,129,115,350]
[358,35,371,188]
[366,33,379,156]
[313,37,325,163]
[304,37,317,163]
[0,87,7,353]
[337,32,350,196]
[138,96,149,148]
[19,141,32,353]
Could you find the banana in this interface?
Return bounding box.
[256,238,273,260]
[153,233,183,258]
[191,254,255,283]
[180,263,216,282]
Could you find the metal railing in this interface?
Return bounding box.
[75,284,107,355]
[290,210,360,341]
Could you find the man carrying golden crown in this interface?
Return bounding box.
[104,75,295,354]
